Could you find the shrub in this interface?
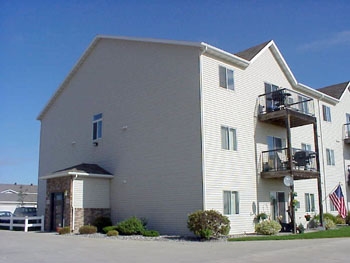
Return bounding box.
[79,225,97,234]
[187,210,230,240]
[324,218,336,230]
[297,223,305,234]
[255,220,281,235]
[107,230,119,237]
[142,230,160,237]
[255,213,268,223]
[116,216,145,235]
[346,212,350,225]
[335,215,346,224]
[103,225,118,234]
[58,226,70,235]
[92,216,112,233]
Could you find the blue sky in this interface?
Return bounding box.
[1,0,350,185]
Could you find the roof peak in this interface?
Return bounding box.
[235,40,273,61]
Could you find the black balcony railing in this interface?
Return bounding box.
[258,88,315,116]
[262,148,317,173]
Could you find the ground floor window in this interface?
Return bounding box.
[305,193,315,212]
[223,191,239,215]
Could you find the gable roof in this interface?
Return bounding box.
[235,40,272,61]
[317,81,350,100]
[0,184,37,203]
[37,35,249,120]
[40,163,113,180]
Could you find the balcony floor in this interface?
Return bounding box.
[258,108,316,128]
[261,169,319,180]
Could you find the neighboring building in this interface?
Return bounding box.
[37,35,350,234]
[0,183,38,212]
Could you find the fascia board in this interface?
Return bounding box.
[201,43,250,68]
[269,41,298,87]
[297,83,339,105]
[37,36,101,120]
[40,171,113,180]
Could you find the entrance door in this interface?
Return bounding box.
[271,192,286,222]
[51,192,64,230]
[265,83,278,112]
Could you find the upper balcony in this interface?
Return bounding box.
[344,123,350,144]
[261,148,319,180]
[258,88,316,128]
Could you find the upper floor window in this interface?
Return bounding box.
[301,143,312,151]
[305,193,315,212]
[223,191,239,215]
[221,126,237,151]
[93,113,103,140]
[219,66,234,91]
[326,148,335,166]
[322,105,332,122]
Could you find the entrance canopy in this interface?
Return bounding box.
[40,163,113,180]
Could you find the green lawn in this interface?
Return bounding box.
[228,226,350,241]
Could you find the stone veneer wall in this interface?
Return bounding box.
[74,208,111,232]
[45,177,72,231]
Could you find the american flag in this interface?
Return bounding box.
[329,185,347,219]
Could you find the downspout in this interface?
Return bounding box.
[71,174,78,232]
[199,45,207,210]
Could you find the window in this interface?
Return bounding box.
[326,148,335,165]
[301,143,312,151]
[221,126,237,151]
[305,193,315,212]
[219,66,234,90]
[223,191,239,215]
[330,199,337,211]
[267,136,283,151]
[322,105,332,122]
[92,113,103,140]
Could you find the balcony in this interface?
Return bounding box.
[344,123,350,144]
[261,148,319,180]
[258,88,316,128]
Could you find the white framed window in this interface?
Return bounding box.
[329,199,337,211]
[301,143,312,151]
[219,66,234,91]
[221,126,237,151]
[322,105,332,122]
[305,193,315,212]
[93,113,103,140]
[326,148,335,166]
[223,191,239,215]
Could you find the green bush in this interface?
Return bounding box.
[107,230,119,236]
[346,212,350,225]
[116,216,145,235]
[335,214,346,224]
[187,210,230,240]
[297,223,305,234]
[324,218,336,230]
[58,226,70,235]
[255,220,281,235]
[79,225,97,234]
[255,213,268,223]
[92,216,112,233]
[142,230,160,237]
[103,225,118,234]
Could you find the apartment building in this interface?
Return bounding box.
[37,36,349,235]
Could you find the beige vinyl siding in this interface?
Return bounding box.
[73,178,110,208]
[38,38,203,235]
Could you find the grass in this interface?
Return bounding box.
[228,226,350,241]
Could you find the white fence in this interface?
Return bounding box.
[0,216,44,232]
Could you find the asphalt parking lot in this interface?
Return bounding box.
[0,231,349,263]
